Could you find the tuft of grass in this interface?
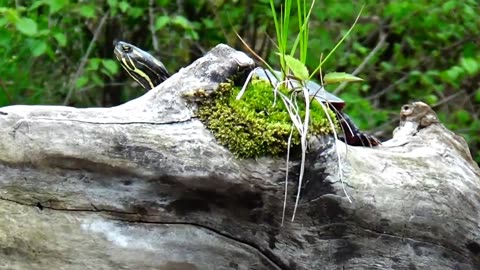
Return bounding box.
[235,0,364,222]
[197,79,338,159]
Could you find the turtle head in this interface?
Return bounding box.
[114,41,170,91]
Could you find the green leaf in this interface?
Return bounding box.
[462,42,476,58]
[424,94,438,105]
[31,40,48,56]
[201,18,215,29]
[87,58,101,70]
[410,70,422,77]
[91,73,103,86]
[475,89,480,103]
[460,57,479,75]
[441,1,456,12]
[45,0,69,14]
[186,29,199,40]
[0,17,8,27]
[15,17,38,36]
[3,8,19,23]
[380,61,393,71]
[127,7,143,18]
[78,5,96,18]
[0,31,12,47]
[324,72,363,84]
[102,59,118,76]
[75,76,89,88]
[155,16,170,30]
[107,0,118,8]
[29,1,46,11]
[118,1,129,12]
[455,109,471,124]
[53,32,67,46]
[441,66,464,82]
[283,54,309,81]
[172,15,192,29]
[463,4,475,17]
[37,29,51,36]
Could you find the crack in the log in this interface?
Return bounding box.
[0,196,137,215]
[351,222,479,265]
[328,180,354,189]
[1,196,477,267]
[90,202,99,211]
[380,162,388,173]
[0,196,285,269]
[113,218,286,270]
[0,197,38,208]
[29,117,193,126]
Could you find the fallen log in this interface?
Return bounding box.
[0,44,478,270]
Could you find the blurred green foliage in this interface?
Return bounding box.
[0,0,478,162]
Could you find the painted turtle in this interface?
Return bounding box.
[114,41,169,90]
[114,41,380,147]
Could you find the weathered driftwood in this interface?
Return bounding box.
[0,44,479,270]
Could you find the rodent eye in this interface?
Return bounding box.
[122,45,131,52]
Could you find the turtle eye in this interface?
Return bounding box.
[122,44,131,52]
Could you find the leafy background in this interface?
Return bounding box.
[0,0,479,163]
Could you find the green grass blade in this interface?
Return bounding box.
[310,4,364,80]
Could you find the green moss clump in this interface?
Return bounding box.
[197,78,339,158]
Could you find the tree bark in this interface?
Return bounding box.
[0,44,478,270]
